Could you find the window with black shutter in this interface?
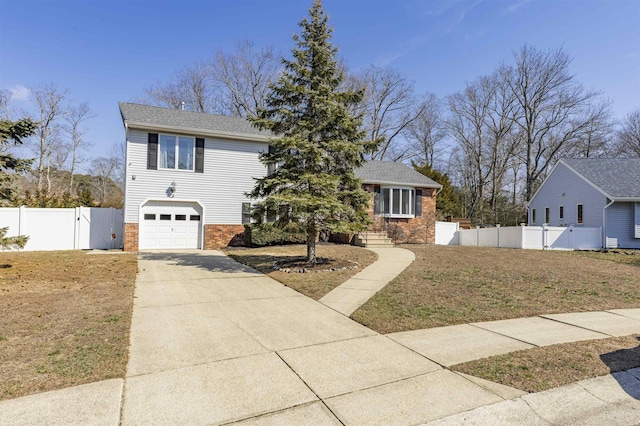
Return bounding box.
[195,137,204,173]
[415,189,423,217]
[147,133,158,170]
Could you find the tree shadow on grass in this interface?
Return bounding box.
[599,336,640,400]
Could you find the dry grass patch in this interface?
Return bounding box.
[224,243,378,300]
[0,251,137,401]
[452,334,640,393]
[352,245,640,334]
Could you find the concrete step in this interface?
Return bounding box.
[355,232,394,248]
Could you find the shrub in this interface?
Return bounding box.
[243,223,307,247]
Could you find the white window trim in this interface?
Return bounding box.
[381,186,415,218]
[158,134,196,172]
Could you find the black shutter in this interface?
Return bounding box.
[195,137,205,173]
[147,133,158,170]
[373,186,381,215]
[415,189,423,217]
[267,145,276,175]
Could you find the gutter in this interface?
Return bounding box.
[123,121,270,142]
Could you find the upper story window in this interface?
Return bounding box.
[160,135,194,171]
[147,133,204,173]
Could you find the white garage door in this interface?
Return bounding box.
[140,202,202,249]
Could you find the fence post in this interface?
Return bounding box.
[569,224,574,250]
[496,224,501,248]
[476,226,480,247]
[18,205,25,237]
[543,224,548,250]
[520,223,525,249]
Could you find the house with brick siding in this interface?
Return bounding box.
[119,102,441,251]
[356,161,441,244]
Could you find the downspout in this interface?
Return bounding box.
[602,198,614,249]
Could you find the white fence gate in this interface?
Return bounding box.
[454,225,602,251]
[0,207,124,251]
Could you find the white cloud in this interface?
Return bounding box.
[9,85,31,101]
[505,0,532,14]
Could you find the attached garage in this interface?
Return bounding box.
[140,201,203,249]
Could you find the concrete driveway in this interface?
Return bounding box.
[122,250,509,425]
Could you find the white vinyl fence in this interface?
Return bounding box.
[435,221,459,245]
[0,207,124,251]
[453,225,602,251]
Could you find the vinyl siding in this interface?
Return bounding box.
[124,128,268,224]
[605,202,640,249]
[528,163,606,228]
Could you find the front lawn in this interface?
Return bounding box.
[351,245,640,334]
[0,251,137,401]
[224,243,378,300]
[452,334,640,393]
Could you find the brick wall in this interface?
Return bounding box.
[365,186,438,244]
[204,224,245,250]
[123,223,139,252]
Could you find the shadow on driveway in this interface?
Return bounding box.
[600,336,640,400]
[139,251,262,275]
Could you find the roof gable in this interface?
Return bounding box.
[119,102,269,140]
[355,161,441,188]
[562,158,640,200]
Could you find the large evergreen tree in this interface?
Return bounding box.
[250,0,372,263]
[0,118,36,204]
[0,117,36,249]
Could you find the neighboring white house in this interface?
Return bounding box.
[528,158,640,249]
[119,102,271,251]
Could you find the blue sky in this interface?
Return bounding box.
[1,0,639,163]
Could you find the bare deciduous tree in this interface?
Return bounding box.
[91,156,119,205]
[447,77,493,220]
[30,83,68,193]
[615,108,640,157]
[357,65,425,161]
[144,61,212,112]
[405,93,447,167]
[65,101,95,193]
[210,40,281,118]
[507,45,602,201]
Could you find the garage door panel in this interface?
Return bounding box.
[140,202,202,249]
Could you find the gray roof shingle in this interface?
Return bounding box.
[118,102,269,139]
[563,158,640,199]
[355,161,441,188]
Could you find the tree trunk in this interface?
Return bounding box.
[306,221,317,264]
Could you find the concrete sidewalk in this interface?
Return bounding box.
[319,247,415,315]
[1,250,639,425]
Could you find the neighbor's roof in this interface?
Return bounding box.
[355,161,442,188]
[562,158,640,200]
[118,102,270,141]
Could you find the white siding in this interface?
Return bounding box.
[528,163,606,228]
[124,128,268,224]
